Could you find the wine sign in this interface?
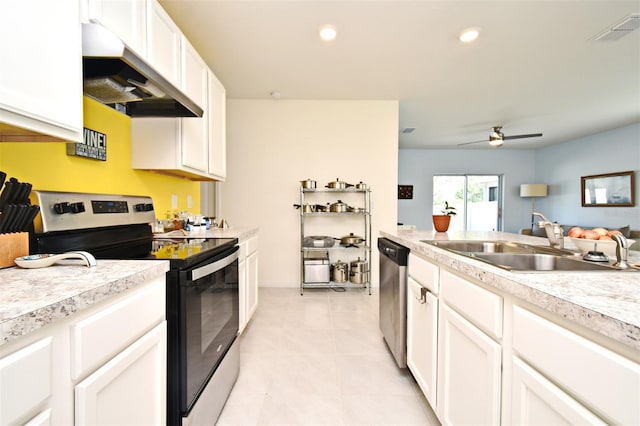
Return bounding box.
[66,128,107,161]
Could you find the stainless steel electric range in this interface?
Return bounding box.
[30,191,239,425]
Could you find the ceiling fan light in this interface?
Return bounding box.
[489,138,503,147]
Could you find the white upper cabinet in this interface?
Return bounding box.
[147,0,181,89]
[0,0,83,143]
[180,37,209,173]
[124,0,226,180]
[207,70,227,180]
[82,0,147,57]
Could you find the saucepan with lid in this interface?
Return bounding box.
[330,200,349,213]
[337,233,365,246]
[349,257,369,283]
[331,260,349,283]
[300,179,316,189]
[325,178,354,189]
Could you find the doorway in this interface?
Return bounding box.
[433,175,503,231]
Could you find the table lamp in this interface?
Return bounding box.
[520,183,548,226]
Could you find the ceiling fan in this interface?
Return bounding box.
[458,126,543,147]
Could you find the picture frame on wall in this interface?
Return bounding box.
[398,185,413,199]
[581,170,635,207]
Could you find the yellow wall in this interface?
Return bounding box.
[0,97,200,217]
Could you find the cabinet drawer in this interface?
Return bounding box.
[408,253,439,294]
[71,277,165,380]
[440,269,502,339]
[513,306,640,425]
[0,337,52,425]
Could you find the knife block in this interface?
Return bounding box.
[0,232,28,268]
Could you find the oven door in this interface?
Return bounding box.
[177,245,239,415]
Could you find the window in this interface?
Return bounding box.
[433,175,503,231]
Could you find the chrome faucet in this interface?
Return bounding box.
[611,233,630,269]
[532,212,564,249]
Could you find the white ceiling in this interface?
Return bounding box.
[159,0,640,149]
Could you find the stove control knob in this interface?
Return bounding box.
[53,202,71,214]
[70,202,85,214]
[135,203,154,212]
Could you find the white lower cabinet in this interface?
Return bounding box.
[239,236,259,333]
[406,252,640,425]
[24,409,52,426]
[0,275,166,425]
[407,277,438,407]
[512,305,640,425]
[437,303,502,425]
[0,338,52,425]
[511,356,606,425]
[75,322,166,425]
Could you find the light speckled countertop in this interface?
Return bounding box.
[0,259,170,346]
[381,229,640,351]
[0,227,259,347]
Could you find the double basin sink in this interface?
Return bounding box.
[422,240,637,272]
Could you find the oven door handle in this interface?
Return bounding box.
[190,250,239,281]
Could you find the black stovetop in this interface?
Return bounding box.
[148,237,238,269]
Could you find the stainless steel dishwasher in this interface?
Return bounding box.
[378,237,410,368]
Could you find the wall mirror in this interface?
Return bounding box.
[581,171,635,207]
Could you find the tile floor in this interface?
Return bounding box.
[217,287,440,425]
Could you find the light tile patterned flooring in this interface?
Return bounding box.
[217,287,440,425]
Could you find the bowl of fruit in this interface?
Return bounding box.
[566,227,635,259]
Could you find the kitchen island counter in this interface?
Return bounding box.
[382,229,640,352]
[0,259,170,346]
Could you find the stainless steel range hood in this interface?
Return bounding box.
[82,23,203,118]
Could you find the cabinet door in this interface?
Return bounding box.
[246,251,259,321]
[511,357,606,425]
[0,0,82,142]
[207,70,227,180]
[85,0,146,56]
[238,257,247,333]
[147,0,181,89]
[407,277,438,408]
[24,409,51,426]
[75,322,167,425]
[180,37,208,173]
[0,338,52,425]
[437,303,501,425]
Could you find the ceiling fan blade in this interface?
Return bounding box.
[503,133,543,140]
[457,139,489,146]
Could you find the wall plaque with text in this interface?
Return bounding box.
[66,128,107,161]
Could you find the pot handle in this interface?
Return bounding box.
[293,204,301,209]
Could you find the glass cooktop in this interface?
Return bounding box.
[149,237,238,267]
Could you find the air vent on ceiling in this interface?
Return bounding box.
[401,127,415,134]
[593,13,640,41]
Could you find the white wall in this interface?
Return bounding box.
[221,100,399,287]
[534,123,640,229]
[398,149,537,233]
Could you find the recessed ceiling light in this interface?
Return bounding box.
[459,27,480,43]
[319,25,337,41]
